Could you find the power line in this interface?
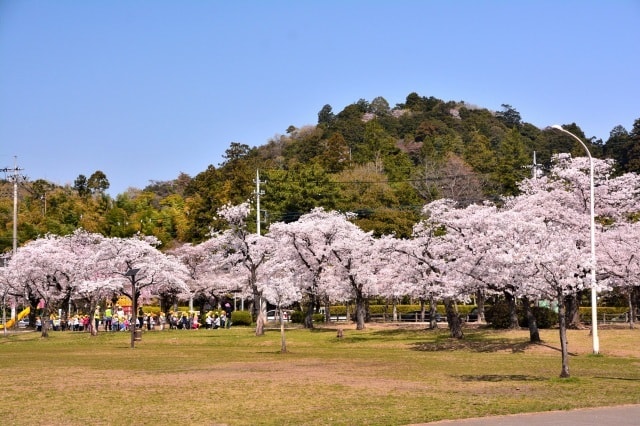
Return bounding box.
[263,173,488,186]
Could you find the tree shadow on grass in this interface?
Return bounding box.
[455,374,547,382]
[310,327,342,333]
[410,338,535,353]
[594,376,640,382]
[408,328,578,354]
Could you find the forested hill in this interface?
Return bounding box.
[2,92,639,251]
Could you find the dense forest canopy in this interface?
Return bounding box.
[2,92,639,253]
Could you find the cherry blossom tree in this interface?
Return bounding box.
[259,256,302,352]
[4,231,99,336]
[501,156,618,376]
[5,234,79,337]
[168,242,233,314]
[598,223,640,328]
[63,230,119,336]
[320,215,379,330]
[208,202,275,336]
[416,199,498,338]
[592,168,640,327]
[0,266,14,335]
[381,229,447,329]
[267,208,344,328]
[424,201,502,325]
[90,234,190,347]
[515,155,636,328]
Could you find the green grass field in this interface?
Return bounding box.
[1,323,639,425]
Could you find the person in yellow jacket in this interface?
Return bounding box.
[94,306,101,332]
[104,306,113,331]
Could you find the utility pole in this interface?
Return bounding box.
[1,157,24,255]
[255,169,265,235]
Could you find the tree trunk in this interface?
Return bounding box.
[41,309,49,338]
[323,295,331,323]
[557,291,570,378]
[354,293,367,331]
[255,315,265,335]
[392,299,398,322]
[130,294,138,349]
[476,289,487,324]
[250,272,266,336]
[364,298,371,323]
[628,288,636,330]
[444,298,463,339]
[565,292,583,329]
[522,296,541,343]
[90,303,99,337]
[505,291,519,329]
[279,307,287,353]
[428,295,438,329]
[303,297,315,329]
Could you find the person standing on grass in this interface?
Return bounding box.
[104,306,112,331]
[223,300,233,328]
[192,313,199,329]
[180,313,189,330]
[158,312,166,330]
[138,306,144,329]
[93,307,101,332]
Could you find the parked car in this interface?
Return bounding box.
[400,310,443,322]
[466,307,479,322]
[17,318,30,328]
[609,312,638,323]
[266,309,293,322]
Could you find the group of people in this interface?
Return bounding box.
[29,300,236,332]
[94,305,134,331]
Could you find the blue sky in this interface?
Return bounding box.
[1,1,639,196]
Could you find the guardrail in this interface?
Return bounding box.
[581,312,639,324]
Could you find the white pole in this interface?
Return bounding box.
[256,169,261,235]
[551,125,599,354]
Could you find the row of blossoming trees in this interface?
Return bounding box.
[1,155,639,374]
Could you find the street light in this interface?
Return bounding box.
[125,268,141,348]
[550,125,599,354]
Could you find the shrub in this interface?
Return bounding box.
[486,303,558,329]
[290,310,305,324]
[230,310,252,326]
[522,307,558,329]
[457,305,476,316]
[486,303,512,329]
[330,305,347,315]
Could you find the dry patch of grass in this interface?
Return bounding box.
[1,324,639,425]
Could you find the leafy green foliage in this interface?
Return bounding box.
[230,310,252,326]
[2,91,635,250]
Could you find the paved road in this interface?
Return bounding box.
[413,404,640,425]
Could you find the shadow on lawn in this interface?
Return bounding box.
[594,376,640,382]
[406,329,573,354]
[410,338,535,353]
[455,374,547,382]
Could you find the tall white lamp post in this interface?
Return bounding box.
[550,125,599,354]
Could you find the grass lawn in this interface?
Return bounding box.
[1,323,639,425]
